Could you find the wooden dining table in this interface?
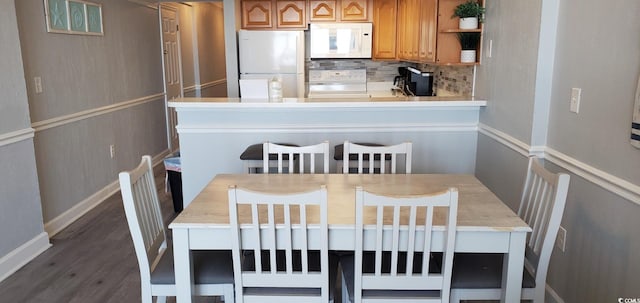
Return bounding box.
[169,173,531,303]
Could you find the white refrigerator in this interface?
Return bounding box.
[238,30,305,98]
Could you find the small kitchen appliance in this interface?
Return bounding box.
[394,67,434,96]
[407,67,434,96]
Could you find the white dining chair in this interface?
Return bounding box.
[228,185,337,303]
[119,155,235,303]
[341,186,459,303]
[449,156,570,303]
[342,141,412,174]
[263,141,330,174]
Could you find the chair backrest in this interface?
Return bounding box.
[119,155,167,284]
[263,141,330,174]
[228,185,329,301]
[343,141,412,174]
[517,157,570,289]
[354,186,458,302]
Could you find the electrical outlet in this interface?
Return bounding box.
[570,88,581,113]
[109,144,115,159]
[486,39,493,58]
[34,77,43,94]
[556,226,567,252]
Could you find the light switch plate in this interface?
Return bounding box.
[570,88,581,113]
[34,77,43,94]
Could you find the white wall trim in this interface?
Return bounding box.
[194,78,226,91]
[545,147,640,205]
[184,84,197,93]
[0,232,51,283]
[31,93,165,133]
[479,123,640,205]
[0,128,35,148]
[546,284,566,303]
[177,123,480,134]
[478,123,537,157]
[44,149,172,237]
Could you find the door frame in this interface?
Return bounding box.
[158,4,184,152]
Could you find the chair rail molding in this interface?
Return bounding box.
[478,123,640,206]
[31,93,165,132]
[0,128,35,148]
[195,78,227,91]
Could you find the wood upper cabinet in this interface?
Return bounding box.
[372,0,397,59]
[310,0,336,21]
[241,0,273,29]
[341,0,368,21]
[276,0,307,28]
[418,0,437,62]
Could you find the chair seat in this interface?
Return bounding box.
[451,253,536,289]
[240,143,299,160]
[333,143,392,161]
[151,247,234,285]
[340,252,442,302]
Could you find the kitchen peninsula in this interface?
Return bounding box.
[169,96,486,205]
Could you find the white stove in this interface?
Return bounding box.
[307,69,369,99]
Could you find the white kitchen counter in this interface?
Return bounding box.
[168,96,487,205]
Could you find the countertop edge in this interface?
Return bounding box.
[169,97,487,108]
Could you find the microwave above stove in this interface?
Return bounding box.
[309,23,372,59]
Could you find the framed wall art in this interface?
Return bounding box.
[44,0,103,36]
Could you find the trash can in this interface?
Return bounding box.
[164,153,183,213]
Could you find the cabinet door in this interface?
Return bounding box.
[242,0,273,29]
[396,0,407,59]
[310,0,336,22]
[341,0,368,21]
[276,0,306,28]
[372,0,397,59]
[418,0,437,62]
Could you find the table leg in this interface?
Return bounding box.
[501,231,527,302]
[174,228,194,303]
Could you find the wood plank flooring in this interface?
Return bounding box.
[0,168,215,303]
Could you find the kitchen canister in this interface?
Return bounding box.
[269,77,282,101]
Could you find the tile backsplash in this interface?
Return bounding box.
[306,59,474,96]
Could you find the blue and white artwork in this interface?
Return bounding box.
[632,75,640,149]
[45,0,103,35]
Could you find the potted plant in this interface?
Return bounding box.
[453,0,485,29]
[457,32,481,63]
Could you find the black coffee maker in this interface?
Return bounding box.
[393,67,409,92]
[407,67,434,96]
[394,67,435,96]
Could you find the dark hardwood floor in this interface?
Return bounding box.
[0,168,215,303]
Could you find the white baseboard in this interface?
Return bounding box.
[546,284,566,303]
[44,150,171,237]
[0,232,51,283]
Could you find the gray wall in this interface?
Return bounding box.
[0,0,45,257]
[15,0,168,224]
[544,0,640,301]
[474,0,542,143]
[194,2,227,97]
[475,0,640,301]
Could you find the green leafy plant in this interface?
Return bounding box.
[453,0,485,22]
[457,32,481,50]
